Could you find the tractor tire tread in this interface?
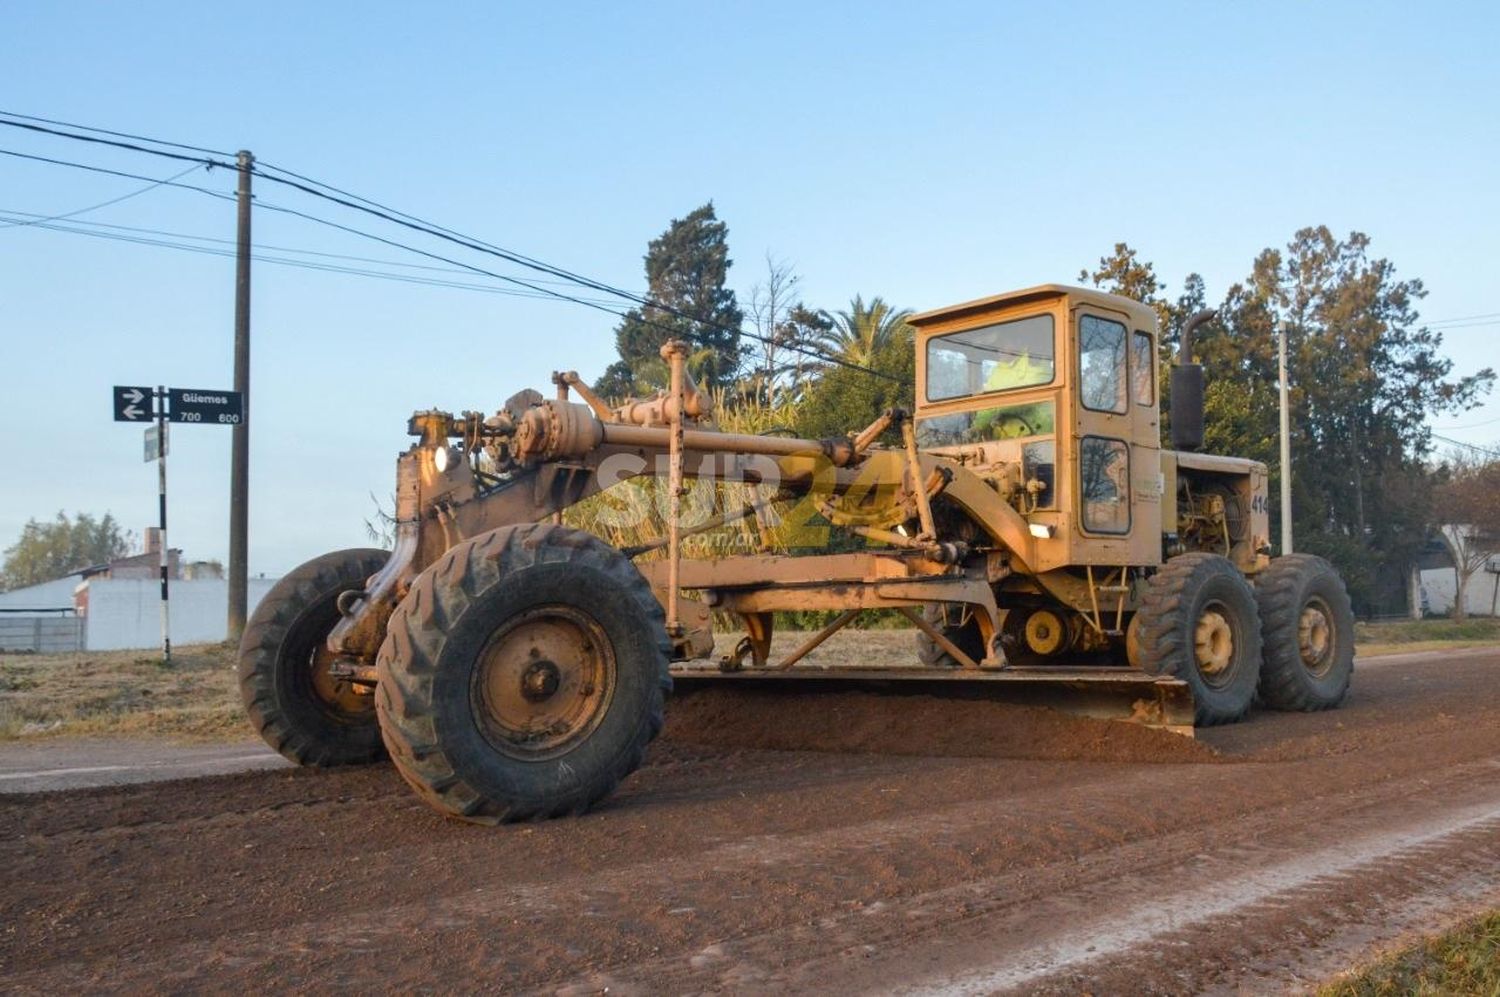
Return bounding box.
[1134,552,1262,726]
[376,523,670,824]
[237,548,389,767]
[1255,553,1354,711]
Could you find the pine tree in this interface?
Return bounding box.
[596,203,744,397]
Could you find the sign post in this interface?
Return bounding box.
[114,384,246,663]
[155,386,171,665]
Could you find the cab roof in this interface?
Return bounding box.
[909,283,1154,329]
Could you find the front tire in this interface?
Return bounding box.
[1255,554,1354,711]
[238,548,389,766]
[1134,553,1262,726]
[375,524,670,824]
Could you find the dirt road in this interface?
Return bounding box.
[3,647,1497,994]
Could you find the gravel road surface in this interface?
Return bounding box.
[2,646,1496,993]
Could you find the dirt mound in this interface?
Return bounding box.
[662,685,1218,764]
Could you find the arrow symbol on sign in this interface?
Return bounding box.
[124,405,143,420]
[124,388,145,404]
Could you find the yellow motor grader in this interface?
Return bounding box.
[239,284,1354,823]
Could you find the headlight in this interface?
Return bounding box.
[433,446,451,473]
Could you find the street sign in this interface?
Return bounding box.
[113,385,155,422]
[167,387,243,425]
[144,423,169,462]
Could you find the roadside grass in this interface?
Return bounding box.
[1355,617,1500,657]
[1320,910,1499,996]
[0,643,242,742]
[0,618,1495,743]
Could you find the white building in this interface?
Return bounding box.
[1419,556,1500,618]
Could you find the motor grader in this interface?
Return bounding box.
[239,283,1355,823]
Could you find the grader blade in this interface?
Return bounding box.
[668,663,1196,737]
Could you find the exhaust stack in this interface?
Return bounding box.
[1170,309,1215,452]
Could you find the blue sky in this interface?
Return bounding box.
[3,1,1497,575]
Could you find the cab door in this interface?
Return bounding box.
[1070,305,1150,563]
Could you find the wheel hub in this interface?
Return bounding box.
[1194,608,1234,677]
[472,605,614,760]
[308,641,374,713]
[1298,599,1334,673]
[521,659,562,701]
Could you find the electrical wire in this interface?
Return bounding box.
[0,113,900,380]
[0,147,232,202]
[0,212,627,303]
[0,108,234,157]
[0,208,610,287]
[1431,434,1500,459]
[0,163,203,230]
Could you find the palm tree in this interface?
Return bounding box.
[823,295,915,368]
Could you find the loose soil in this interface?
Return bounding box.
[1,647,1497,993]
[4,622,1490,743]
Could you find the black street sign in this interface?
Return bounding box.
[167,388,244,425]
[113,385,155,422]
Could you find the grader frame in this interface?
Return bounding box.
[241,284,1355,824]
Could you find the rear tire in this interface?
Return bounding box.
[914,604,986,667]
[1134,553,1262,726]
[1255,554,1354,711]
[238,548,389,766]
[375,524,670,824]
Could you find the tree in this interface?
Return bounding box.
[795,312,916,440]
[1080,229,1494,612]
[1432,450,1500,620]
[819,296,914,369]
[1,512,132,590]
[596,203,744,397]
[742,255,831,405]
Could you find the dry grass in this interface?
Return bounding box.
[1,616,1495,745]
[1320,910,1500,996]
[1355,617,1500,657]
[0,643,243,742]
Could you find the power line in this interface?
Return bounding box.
[247,168,899,380]
[1432,434,1500,459]
[0,115,224,171]
[0,212,626,303]
[0,108,233,158]
[0,164,203,230]
[0,207,611,287]
[0,147,232,201]
[0,114,898,381]
[1426,311,1500,327]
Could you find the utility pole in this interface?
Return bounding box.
[156,386,171,665]
[228,150,253,640]
[1278,319,1293,555]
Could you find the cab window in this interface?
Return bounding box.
[1078,315,1127,414]
[926,314,1055,403]
[1131,330,1154,406]
[1080,436,1130,533]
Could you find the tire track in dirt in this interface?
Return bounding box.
[545,759,1500,995]
[900,802,1500,995]
[1,652,1495,993]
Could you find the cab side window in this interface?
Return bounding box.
[1131,331,1154,406]
[1079,315,1127,414]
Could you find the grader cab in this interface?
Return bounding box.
[240,284,1355,823]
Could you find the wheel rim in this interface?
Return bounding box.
[1194,604,1236,685]
[1297,597,1335,675]
[1024,610,1066,656]
[471,604,616,760]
